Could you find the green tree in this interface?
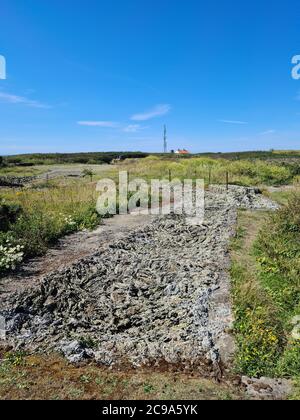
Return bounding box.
[82,168,95,182]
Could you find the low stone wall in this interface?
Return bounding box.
[0,176,36,187]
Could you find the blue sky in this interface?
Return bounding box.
[0,0,300,155]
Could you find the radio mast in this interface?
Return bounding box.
[163,125,167,153]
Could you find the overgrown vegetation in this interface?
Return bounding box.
[3,149,300,167]
[118,156,294,186]
[2,151,300,186]
[0,153,299,274]
[231,194,300,388]
[2,152,149,166]
[0,184,101,274]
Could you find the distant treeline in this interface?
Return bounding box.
[1,150,300,167]
[194,150,300,160]
[2,152,149,166]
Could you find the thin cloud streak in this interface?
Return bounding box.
[131,104,171,121]
[0,92,51,109]
[77,121,119,127]
[123,124,148,133]
[259,129,276,135]
[218,119,248,125]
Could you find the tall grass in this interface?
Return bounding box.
[231,194,300,381]
[0,183,101,271]
[254,193,300,378]
[117,157,292,186]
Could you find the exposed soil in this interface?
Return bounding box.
[0,351,245,400]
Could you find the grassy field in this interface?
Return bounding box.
[116,156,296,186]
[230,191,300,398]
[2,150,300,183]
[2,149,300,166]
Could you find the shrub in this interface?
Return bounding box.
[0,184,102,266]
[0,199,22,231]
[0,235,24,272]
[82,168,95,182]
[277,340,300,377]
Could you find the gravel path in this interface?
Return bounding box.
[0,186,277,376]
[37,164,111,180]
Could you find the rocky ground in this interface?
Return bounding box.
[0,186,278,381]
[0,175,36,188]
[0,212,154,299]
[36,164,111,180]
[0,164,111,188]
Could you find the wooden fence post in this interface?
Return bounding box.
[208,167,212,185]
[226,171,229,190]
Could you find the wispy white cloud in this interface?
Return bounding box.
[218,119,248,125]
[77,121,119,127]
[123,124,148,133]
[131,104,171,121]
[259,129,276,135]
[0,92,51,108]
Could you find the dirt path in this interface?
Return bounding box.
[36,164,111,180]
[265,185,296,194]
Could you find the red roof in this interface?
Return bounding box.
[176,149,190,154]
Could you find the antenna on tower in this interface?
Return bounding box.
[163,125,167,153]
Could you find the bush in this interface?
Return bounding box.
[0,199,22,231]
[0,234,24,272]
[0,185,102,269]
[9,205,101,259]
[277,341,300,377]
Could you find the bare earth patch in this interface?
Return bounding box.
[0,351,244,400]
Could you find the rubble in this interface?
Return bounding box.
[241,376,293,400]
[0,187,277,374]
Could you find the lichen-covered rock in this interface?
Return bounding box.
[59,340,94,363]
[0,187,277,374]
[241,376,293,400]
[0,176,36,188]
